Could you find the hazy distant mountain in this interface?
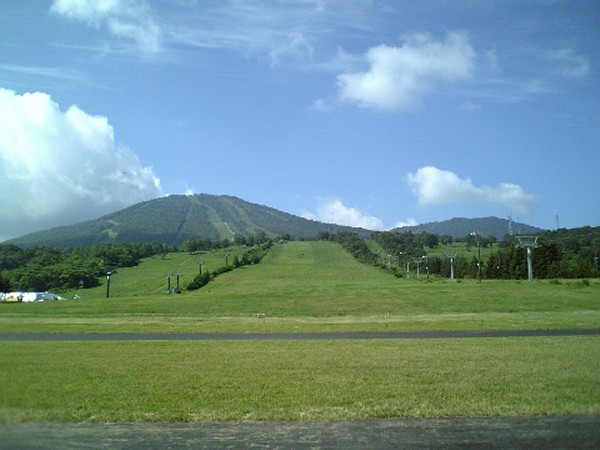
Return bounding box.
[393,216,544,240]
[5,194,368,247]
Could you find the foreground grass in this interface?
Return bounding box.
[1,336,598,422]
[2,242,599,423]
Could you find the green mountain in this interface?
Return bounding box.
[393,216,544,240]
[5,194,546,248]
[5,194,368,247]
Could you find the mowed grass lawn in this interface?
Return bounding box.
[1,241,599,422]
[1,241,599,333]
[1,337,599,422]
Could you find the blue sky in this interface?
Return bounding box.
[1,0,598,241]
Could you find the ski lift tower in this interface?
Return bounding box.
[445,252,458,281]
[516,236,540,282]
[412,257,422,279]
[471,231,482,283]
[422,255,430,283]
[412,256,430,282]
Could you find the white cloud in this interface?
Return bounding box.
[302,198,385,230]
[161,1,381,68]
[0,88,162,241]
[394,218,418,228]
[335,31,476,111]
[406,166,536,215]
[165,1,325,57]
[51,0,161,53]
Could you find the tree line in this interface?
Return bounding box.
[1,226,598,293]
[318,227,599,280]
[0,243,173,292]
[0,233,275,293]
[186,239,273,291]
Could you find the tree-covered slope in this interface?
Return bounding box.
[5,194,367,247]
[393,216,544,240]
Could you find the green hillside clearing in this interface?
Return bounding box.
[1,241,599,422]
[2,241,598,333]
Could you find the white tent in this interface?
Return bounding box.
[1,292,65,303]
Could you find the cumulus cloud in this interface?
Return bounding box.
[302,198,385,230]
[51,0,161,53]
[335,31,475,111]
[406,166,536,215]
[0,88,162,241]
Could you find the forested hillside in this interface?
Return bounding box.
[393,216,543,240]
[5,194,367,247]
[4,195,547,249]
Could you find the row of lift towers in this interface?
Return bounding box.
[394,216,540,283]
[397,234,539,283]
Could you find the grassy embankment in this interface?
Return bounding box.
[1,241,599,422]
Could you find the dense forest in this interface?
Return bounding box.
[0,226,598,294]
[0,242,173,292]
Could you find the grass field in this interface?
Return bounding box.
[1,337,598,422]
[1,241,599,422]
[1,241,598,333]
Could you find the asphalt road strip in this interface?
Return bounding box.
[1,329,599,341]
[2,415,599,449]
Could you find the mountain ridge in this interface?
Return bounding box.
[393,216,543,240]
[4,194,544,247]
[4,194,369,247]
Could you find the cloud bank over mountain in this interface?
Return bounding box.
[302,198,386,230]
[406,166,536,215]
[0,88,162,241]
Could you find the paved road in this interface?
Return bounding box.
[1,328,599,341]
[2,416,599,449]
